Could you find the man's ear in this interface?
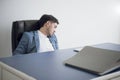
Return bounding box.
[44,21,49,27]
[46,21,51,27]
[47,21,51,25]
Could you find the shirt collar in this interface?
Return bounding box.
[38,30,47,38]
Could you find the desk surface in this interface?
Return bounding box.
[0,43,120,80]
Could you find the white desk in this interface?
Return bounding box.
[0,61,36,80]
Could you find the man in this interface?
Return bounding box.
[13,14,59,55]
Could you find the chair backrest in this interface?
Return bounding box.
[12,20,38,53]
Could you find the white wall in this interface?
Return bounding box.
[0,0,120,58]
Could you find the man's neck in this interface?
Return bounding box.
[39,27,47,36]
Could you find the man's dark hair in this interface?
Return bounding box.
[34,14,59,30]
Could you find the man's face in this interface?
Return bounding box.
[47,21,58,36]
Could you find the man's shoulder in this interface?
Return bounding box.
[22,31,38,39]
[23,31,37,35]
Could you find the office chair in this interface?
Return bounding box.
[12,20,38,55]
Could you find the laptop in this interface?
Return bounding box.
[64,46,120,75]
[91,71,120,80]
